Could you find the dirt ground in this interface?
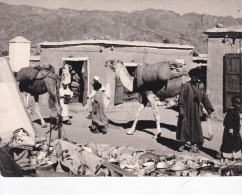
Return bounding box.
[29,99,231,161]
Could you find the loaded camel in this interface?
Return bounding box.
[105,59,190,138]
[14,64,62,128]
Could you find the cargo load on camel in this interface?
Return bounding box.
[15,64,55,83]
[136,60,186,91]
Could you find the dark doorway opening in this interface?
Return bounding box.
[60,59,88,106]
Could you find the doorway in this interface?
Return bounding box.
[62,57,89,106]
[223,54,242,113]
[114,62,142,105]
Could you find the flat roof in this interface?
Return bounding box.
[62,57,89,61]
[30,55,40,61]
[39,39,194,50]
[204,26,242,34]
[192,54,207,61]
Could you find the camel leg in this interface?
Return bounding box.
[25,93,33,114]
[146,93,161,138]
[126,103,146,135]
[21,92,31,113]
[20,92,28,107]
[34,96,47,128]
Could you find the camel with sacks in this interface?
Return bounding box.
[105,59,190,138]
[14,64,61,128]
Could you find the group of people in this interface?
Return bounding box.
[59,64,109,133]
[176,68,242,164]
[59,63,242,164]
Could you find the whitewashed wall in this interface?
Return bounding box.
[9,36,31,72]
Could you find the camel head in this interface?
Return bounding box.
[104,59,124,72]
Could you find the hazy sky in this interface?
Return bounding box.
[1,0,242,18]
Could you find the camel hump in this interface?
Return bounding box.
[142,62,171,83]
[16,67,39,82]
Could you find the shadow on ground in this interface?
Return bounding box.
[156,136,219,159]
[156,136,181,151]
[108,119,177,135]
[199,146,220,159]
[165,105,179,112]
[33,117,58,126]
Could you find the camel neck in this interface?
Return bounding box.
[116,66,134,92]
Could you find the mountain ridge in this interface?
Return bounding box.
[0,2,241,54]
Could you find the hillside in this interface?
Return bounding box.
[0,2,242,54]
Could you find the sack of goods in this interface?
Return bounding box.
[16,67,39,82]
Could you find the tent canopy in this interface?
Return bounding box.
[0,57,35,144]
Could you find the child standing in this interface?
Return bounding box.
[220,95,242,165]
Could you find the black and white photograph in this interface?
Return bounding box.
[0,0,242,194]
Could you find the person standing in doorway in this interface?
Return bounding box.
[176,68,214,153]
[59,64,73,125]
[61,64,71,87]
[59,83,73,125]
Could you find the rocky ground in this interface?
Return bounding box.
[32,101,226,161]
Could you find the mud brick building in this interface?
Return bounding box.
[39,40,194,107]
[204,26,242,118]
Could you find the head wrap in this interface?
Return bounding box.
[94,75,99,81]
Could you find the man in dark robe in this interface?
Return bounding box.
[220,95,242,162]
[176,68,214,153]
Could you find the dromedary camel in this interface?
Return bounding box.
[15,65,62,128]
[105,59,189,138]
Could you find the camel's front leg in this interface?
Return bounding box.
[34,96,47,128]
[24,92,29,107]
[146,93,161,138]
[35,102,47,128]
[126,103,145,135]
[21,92,32,113]
[25,93,33,114]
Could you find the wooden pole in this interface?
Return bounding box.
[47,115,52,155]
[58,117,62,139]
